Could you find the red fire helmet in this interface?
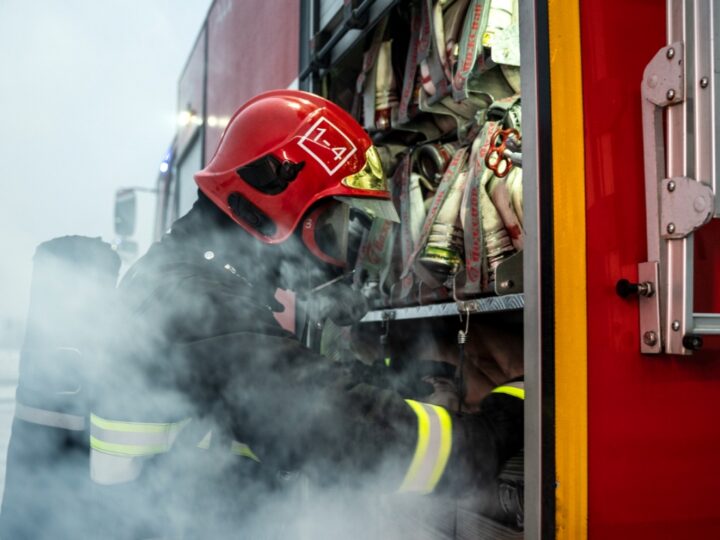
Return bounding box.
[195,90,398,249]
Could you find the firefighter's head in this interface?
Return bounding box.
[194,89,398,271]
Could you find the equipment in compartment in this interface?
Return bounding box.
[325,0,523,308]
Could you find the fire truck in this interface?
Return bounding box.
[113,0,720,538]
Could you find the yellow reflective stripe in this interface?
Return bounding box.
[491,385,525,400]
[90,435,168,457]
[398,400,452,494]
[399,400,431,493]
[428,405,452,490]
[90,413,187,433]
[230,441,261,463]
[197,430,212,449]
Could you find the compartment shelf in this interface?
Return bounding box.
[360,293,525,323]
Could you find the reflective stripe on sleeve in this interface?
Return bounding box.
[195,430,260,462]
[197,430,212,449]
[89,414,190,457]
[230,441,261,463]
[491,381,525,400]
[398,400,452,494]
[14,402,85,431]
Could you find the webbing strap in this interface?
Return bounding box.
[461,134,487,294]
[491,381,525,400]
[14,402,85,431]
[90,413,190,457]
[398,2,421,123]
[398,400,453,494]
[453,0,491,99]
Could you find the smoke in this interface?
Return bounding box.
[0,204,523,539]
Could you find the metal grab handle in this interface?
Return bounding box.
[637,0,720,355]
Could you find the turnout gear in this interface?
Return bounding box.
[86,189,523,538]
[77,91,524,537]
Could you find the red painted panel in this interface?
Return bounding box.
[205,0,300,162]
[177,27,206,156]
[580,1,720,537]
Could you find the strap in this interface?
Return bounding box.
[356,218,396,305]
[459,134,488,294]
[89,413,190,457]
[398,2,422,124]
[358,17,390,129]
[491,380,525,400]
[423,0,451,101]
[443,0,471,79]
[395,154,418,299]
[452,0,492,100]
[14,402,85,431]
[398,399,453,494]
[472,121,515,275]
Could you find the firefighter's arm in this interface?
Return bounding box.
[354,379,524,495]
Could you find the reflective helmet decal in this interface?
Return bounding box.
[297,117,358,175]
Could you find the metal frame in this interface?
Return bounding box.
[639,0,720,354]
[520,0,550,536]
[360,294,524,323]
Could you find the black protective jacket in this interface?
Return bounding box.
[91,193,523,538]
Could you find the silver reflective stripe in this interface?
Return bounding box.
[14,402,85,431]
[90,449,145,485]
[90,414,190,486]
[91,423,180,447]
[398,400,453,494]
[89,414,190,457]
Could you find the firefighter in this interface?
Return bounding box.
[89,90,523,538]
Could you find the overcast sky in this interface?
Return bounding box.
[0,0,212,321]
